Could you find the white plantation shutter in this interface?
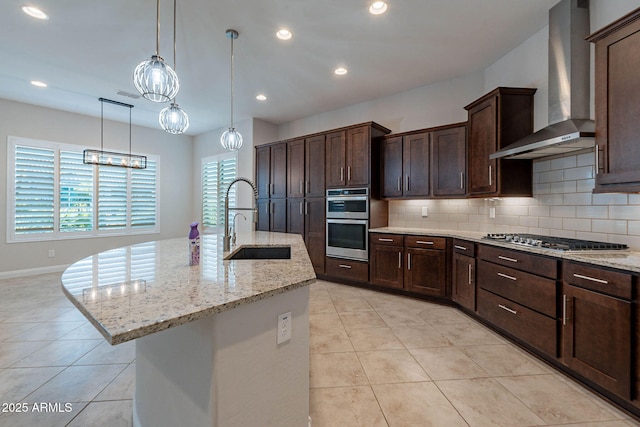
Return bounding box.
[98,166,128,230]
[13,145,55,235]
[59,150,94,232]
[131,159,157,229]
[202,154,236,229]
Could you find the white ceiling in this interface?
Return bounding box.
[0,0,559,136]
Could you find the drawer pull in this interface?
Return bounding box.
[338,264,352,269]
[468,264,473,285]
[498,255,518,263]
[416,240,434,245]
[572,273,608,285]
[454,245,467,251]
[498,304,517,315]
[398,252,402,269]
[378,238,394,242]
[408,253,412,270]
[497,272,517,281]
[562,294,567,326]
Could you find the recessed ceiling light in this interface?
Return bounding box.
[276,29,292,40]
[334,67,348,76]
[369,1,388,15]
[30,80,47,87]
[256,94,267,101]
[22,6,49,20]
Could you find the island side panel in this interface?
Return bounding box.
[134,285,310,427]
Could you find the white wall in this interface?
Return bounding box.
[192,118,277,233]
[0,99,193,275]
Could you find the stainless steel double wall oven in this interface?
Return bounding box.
[326,188,369,261]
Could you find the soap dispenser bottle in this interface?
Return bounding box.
[189,222,200,266]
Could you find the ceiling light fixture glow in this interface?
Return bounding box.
[30,80,47,87]
[369,1,388,15]
[334,67,348,76]
[276,29,292,40]
[256,94,267,101]
[22,6,49,20]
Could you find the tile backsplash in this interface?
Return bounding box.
[389,149,640,250]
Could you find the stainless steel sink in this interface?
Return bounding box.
[226,246,291,260]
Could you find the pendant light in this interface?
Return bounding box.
[133,0,179,103]
[220,29,243,151]
[159,0,189,134]
[83,98,147,169]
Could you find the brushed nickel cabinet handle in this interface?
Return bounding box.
[306,180,310,194]
[460,171,464,189]
[300,181,304,194]
[347,166,352,181]
[562,294,567,326]
[416,240,434,245]
[498,255,518,263]
[340,167,344,182]
[270,202,274,215]
[489,165,493,186]
[378,238,394,242]
[271,183,275,195]
[299,202,303,215]
[573,273,608,285]
[454,245,467,251]
[497,272,517,281]
[397,176,401,192]
[305,202,308,215]
[468,264,472,285]
[408,253,412,270]
[398,252,402,269]
[405,175,410,191]
[266,184,270,196]
[498,304,517,315]
[339,264,352,269]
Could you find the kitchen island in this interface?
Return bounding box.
[61,231,316,427]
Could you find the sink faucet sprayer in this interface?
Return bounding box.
[223,177,258,251]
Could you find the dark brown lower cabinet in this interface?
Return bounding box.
[405,246,446,296]
[452,243,475,311]
[326,257,368,283]
[370,243,403,289]
[562,263,633,399]
[257,199,286,232]
[286,198,325,275]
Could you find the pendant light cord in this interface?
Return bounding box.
[129,106,132,156]
[230,33,235,129]
[155,0,160,56]
[100,99,104,152]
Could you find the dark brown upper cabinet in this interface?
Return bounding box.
[588,8,640,193]
[381,133,429,198]
[432,124,467,197]
[305,135,326,197]
[465,87,535,197]
[256,142,287,199]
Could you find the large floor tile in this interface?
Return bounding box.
[0,322,39,342]
[310,386,387,427]
[5,321,84,342]
[373,382,468,427]
[310,352,369,388]
[309,311,343,331]
[436,377,546,426]
[310,326,355,353]
[59,323,105,340]
[67,400,132,427]
[462,344,551,377]
[376,309,425,327]
[346,327,404,351]
[497,374,622,424]
[0,366,65,401]
[357,349,430,384]
[436,322,505,346]
[3,307,75,323]
[416,306,474,324]
[391,325,453,348]
[73,340,135,365]
[410,347,490,380]
[331,296,374,313]
[339,311,386,330]
[0,341,50,368]
[12,339,102,368]
[95,363,136,401]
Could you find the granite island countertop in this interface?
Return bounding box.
[370,226,640,274]
[61,231,316,345]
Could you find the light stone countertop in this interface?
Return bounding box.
[370,226,640,274]
[61,231,316,345]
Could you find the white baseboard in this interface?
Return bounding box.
[0,264,69,280]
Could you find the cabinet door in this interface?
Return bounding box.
[305,135,326,197]
[270,142,287,198]
[562,284,631,398]
[468,97,497,195]
[370,244,403,289]
[432,126,466,197]
[405,248,446,296]
[452,252,475,311]
[269,198,287,232]
[256,199,270,231]
[305,198,325,274]
[345,126,370,186]
[286,198,305,236]
[287,139,305,198]
[256,146,271,199]
[381,136,403,198]
[325,130,346,187]
[403,133,430,197]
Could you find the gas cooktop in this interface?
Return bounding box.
[483,233,629,251]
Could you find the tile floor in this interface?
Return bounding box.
[0,273,638,426]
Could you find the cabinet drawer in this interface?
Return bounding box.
[478,260,557,318]
[478,245,559,279]
[326,258,369,283]
[453,239,476,257]
[563,262,632,300]
[477,288,557,357]
[370,233,404,246]
[405,236,446,250]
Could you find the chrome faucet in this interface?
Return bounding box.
[230,213,246,246]
[223,177,258,251]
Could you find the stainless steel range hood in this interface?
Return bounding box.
[490,0,594,160]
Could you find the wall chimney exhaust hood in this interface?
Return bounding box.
[490,0,594,160]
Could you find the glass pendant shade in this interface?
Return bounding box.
[159,102,189,134]
[133,55,180,103]
[220,128,243,151]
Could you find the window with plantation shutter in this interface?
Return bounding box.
[7,136,159,242]
[12,144,55,235]
[202,153,237,230]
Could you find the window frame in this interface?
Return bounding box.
[201,152,238,232]
[6,136,160,243]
